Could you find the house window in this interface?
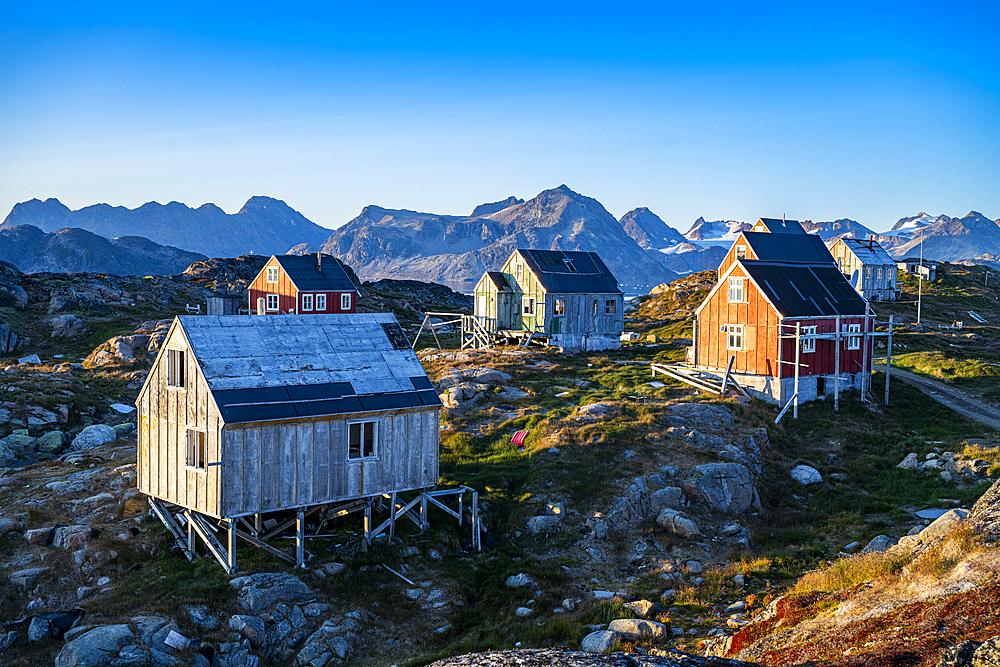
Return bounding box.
[316,294,327,311]
[563,259,577,272]
[605,299,616,314]
[865,267,871,279]
[847,323,861,350]
[515,263,524,281]
[887,269,894,289]
[728,278,745,303]
[735,245,746,260]
[341,293,351,310]
[266,293,279,311]
[266,267,279,283]
[554,299,566,316]
[727,324,744,350]
[593,299,599,315]
[167,349,186,389]
[876,267,883,280]
[348,421,377,459]
[186,429,206,472]
[802,325,817,353]
[523,296,535,315]
[301,294,313,311]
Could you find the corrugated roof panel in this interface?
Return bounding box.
[742,233,835,265]
[273,255,356,292]
[740,262,867,317]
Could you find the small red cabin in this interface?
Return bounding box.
[692,219,873,405]
[248,253,357,315]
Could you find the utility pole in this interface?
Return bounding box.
[917,231,924,325]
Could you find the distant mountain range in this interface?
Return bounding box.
[0,225,205,275]
[2,191,997,283]
[319,185,677,289]
[1,196,330,258]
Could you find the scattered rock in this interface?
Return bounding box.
[55,624,134,667]
[624,599,655,618]
[682,463,757,514]
[581,630,618,653]
[607,618,667,641]
[71,425,117,451]
[791,465,823,485]
[656,508,701,539]
[577,404,614,419]
[861,535,896,554]
[228,615,265,647]
[228,572,314,614]
[515,607,534,617]
[505,573,533,588]
[526,515,562,534]
[920,509,969,543]
[897,453,920,470]
[11,567,50,588]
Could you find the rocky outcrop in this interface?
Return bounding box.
[427,647,757,666]
[681,463,759,515]
[229,572,314,615]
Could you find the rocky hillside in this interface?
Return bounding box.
[880,211,1000,262]
[800,218,877,241]
[1,196,332,259]
[319,185,677,291]
[0,225,205,276]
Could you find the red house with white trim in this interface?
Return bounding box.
[248,253,358,315]
[691,219,873,405]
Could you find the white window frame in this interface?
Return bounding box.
[728,277,745,303]
[735,245,746,260]
[802,325,817,353]
[316,293,327,311]
[865,267,871,279]
[348,420,377,460]
[186,428,206,473]
[523,296,535,316]
[515,263,524,282]
[727,324,744,350]
[167,349,186,390]
[341,293,352,310]
[605,299,616,314]
[266,266,279,283]
[266,293,279,311]
[553,298,565,316]
[301,293,313,311]
[847,323,861,350]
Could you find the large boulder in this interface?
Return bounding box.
[581,630,617,653]
[72,425,117,450]
[969,478,1000,542]
[229,572,314,614]
[681,463,757,514]
[607,618,668,641]
[656,508,701,539]
[55,624,134,667]
[669,402,733,427]
[295,617,358,666]
[791,465,823,485]
[919,509,969,543]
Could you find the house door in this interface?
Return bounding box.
[477,295,488,327]
[551,317,562,334]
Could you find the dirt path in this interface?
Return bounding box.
[878,364,1000,432]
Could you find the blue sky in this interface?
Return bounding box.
[1,1,998,233]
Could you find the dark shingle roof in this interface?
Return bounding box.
[516,249,621,294]
[172,313,440,425]
[273,254,356,292]
[836,238,896,265]
[486,271,513,292]
[742,232,836,266]
[740,261,868,317]
[754,218,807,234]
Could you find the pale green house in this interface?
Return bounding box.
[472,249,623,351]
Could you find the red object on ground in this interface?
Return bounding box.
[512,431,530,446]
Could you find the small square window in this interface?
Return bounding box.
[727,324,744,350]
[605,299,616,314]
[266,267,279,283]
[348,421,377,459]
[341,293,352,310]
[316,294,327,311]
[186,429,206,471]
[802,325,817,353]
[266,293,278,311]
[728,278,745,303]
[301,294,313,311]
[847,323,861,350]
[167,349,186,389]
[553,299,566,316]
[735,245,746,260]
[523,296,535,315]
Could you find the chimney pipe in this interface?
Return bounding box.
[317,251,322,271]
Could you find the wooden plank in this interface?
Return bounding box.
[279,425,297,508]
[330,420,346,500]
[243,427,261,515]
[262,426,281,511]
[296,422,313,505]
[222,429,242,517]
[233,527,295,564]
[312,420,331,503]
[379,414,394,492]
[206,411,218,516]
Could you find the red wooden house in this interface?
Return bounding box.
[248,253,358,315]
[692,219,873,405]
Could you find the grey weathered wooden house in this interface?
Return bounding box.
[472,249,624,350]
[829,237,900,302]
[136,313,449,571]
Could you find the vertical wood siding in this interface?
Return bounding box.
[220,407,439,518]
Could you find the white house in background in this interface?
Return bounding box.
[897,258,939,282]
[829,237,900,302]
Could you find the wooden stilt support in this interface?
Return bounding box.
[227,519,237,574]
[364,500,372,544]
[186,510,236,575]
[148,499,194,561]
[834,315,841,411]
[233,527,296,564]
[296,508,305,568]
[254,513,262,536]
[861,304,871,402]
[793,322,801,419]
[389,492,397,539]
